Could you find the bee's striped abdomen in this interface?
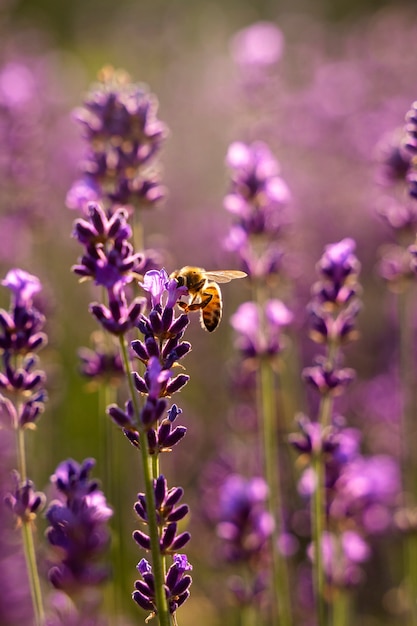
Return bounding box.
[201,283,222,332]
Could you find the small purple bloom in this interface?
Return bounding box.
[140,268,169,307]
[4,471,45,523]
[2,268,41,308]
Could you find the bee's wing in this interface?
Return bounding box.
[204,270,247,284]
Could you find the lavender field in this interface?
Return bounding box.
[1,1,417,624]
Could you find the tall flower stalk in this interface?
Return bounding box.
[297,238,361,624]
[224,140,293,626]
[376,105,417,625]
[108,268,192,624]
[0,268,48,626]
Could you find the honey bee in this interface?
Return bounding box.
[170,266,247,332]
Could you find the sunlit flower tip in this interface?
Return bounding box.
[5,472,45,523]
[138,558,153,577]
[140,268,169,307]
[265,299,293,327]
[230,21,284,68]
[230,301,259,338]
[318,238,360,283]
[2,268,41,307]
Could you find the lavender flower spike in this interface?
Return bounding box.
[45,458,113,593]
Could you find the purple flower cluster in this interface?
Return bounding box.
[290,240,401,589]
[108,268,190,435]
[0,269,47,429]
[66,66,167,213]
[224,140,291,279]
[404,100,417,200]
[45,458,113,593]
[133,554,192,617]
[307,238,361,348]
[292,416,399,586]
[133,475,190,556]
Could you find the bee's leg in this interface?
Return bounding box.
[180,293,213,313]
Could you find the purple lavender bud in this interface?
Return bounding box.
[161,523,190,553]
[131,338,149,362]
[404,101,417,155]
[145,334,161,359]
[107,400,136,430]
[4,471,45,522]
[313,238,361,309]
[407,168,417,199]
[73,203,132,246]
[133,554,192,615]
[302,358,356,395]
[133,529,152,550]
[375,128,412,188]
[140,397,167,427]
[289,414,339,456]
[89,292,146,336]
[78,342,124,383]
[165,373,190,395]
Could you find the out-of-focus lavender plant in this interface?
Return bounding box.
[66,65,168,248]
[374,101,417,625]
[44,458,113,622]
[223,139,293,626]
[0,268,48,625]
[290,238,363,624]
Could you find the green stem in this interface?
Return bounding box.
[253,283,292,626]
[98,382,125,619]
[331,587,351,626]
[311,447,326,626]
[15,426,45,625]
[312,340,339,626]
[16,426,27,480]
[257,356,292,626]
[21,519,45,626]
[119,336,172,626]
